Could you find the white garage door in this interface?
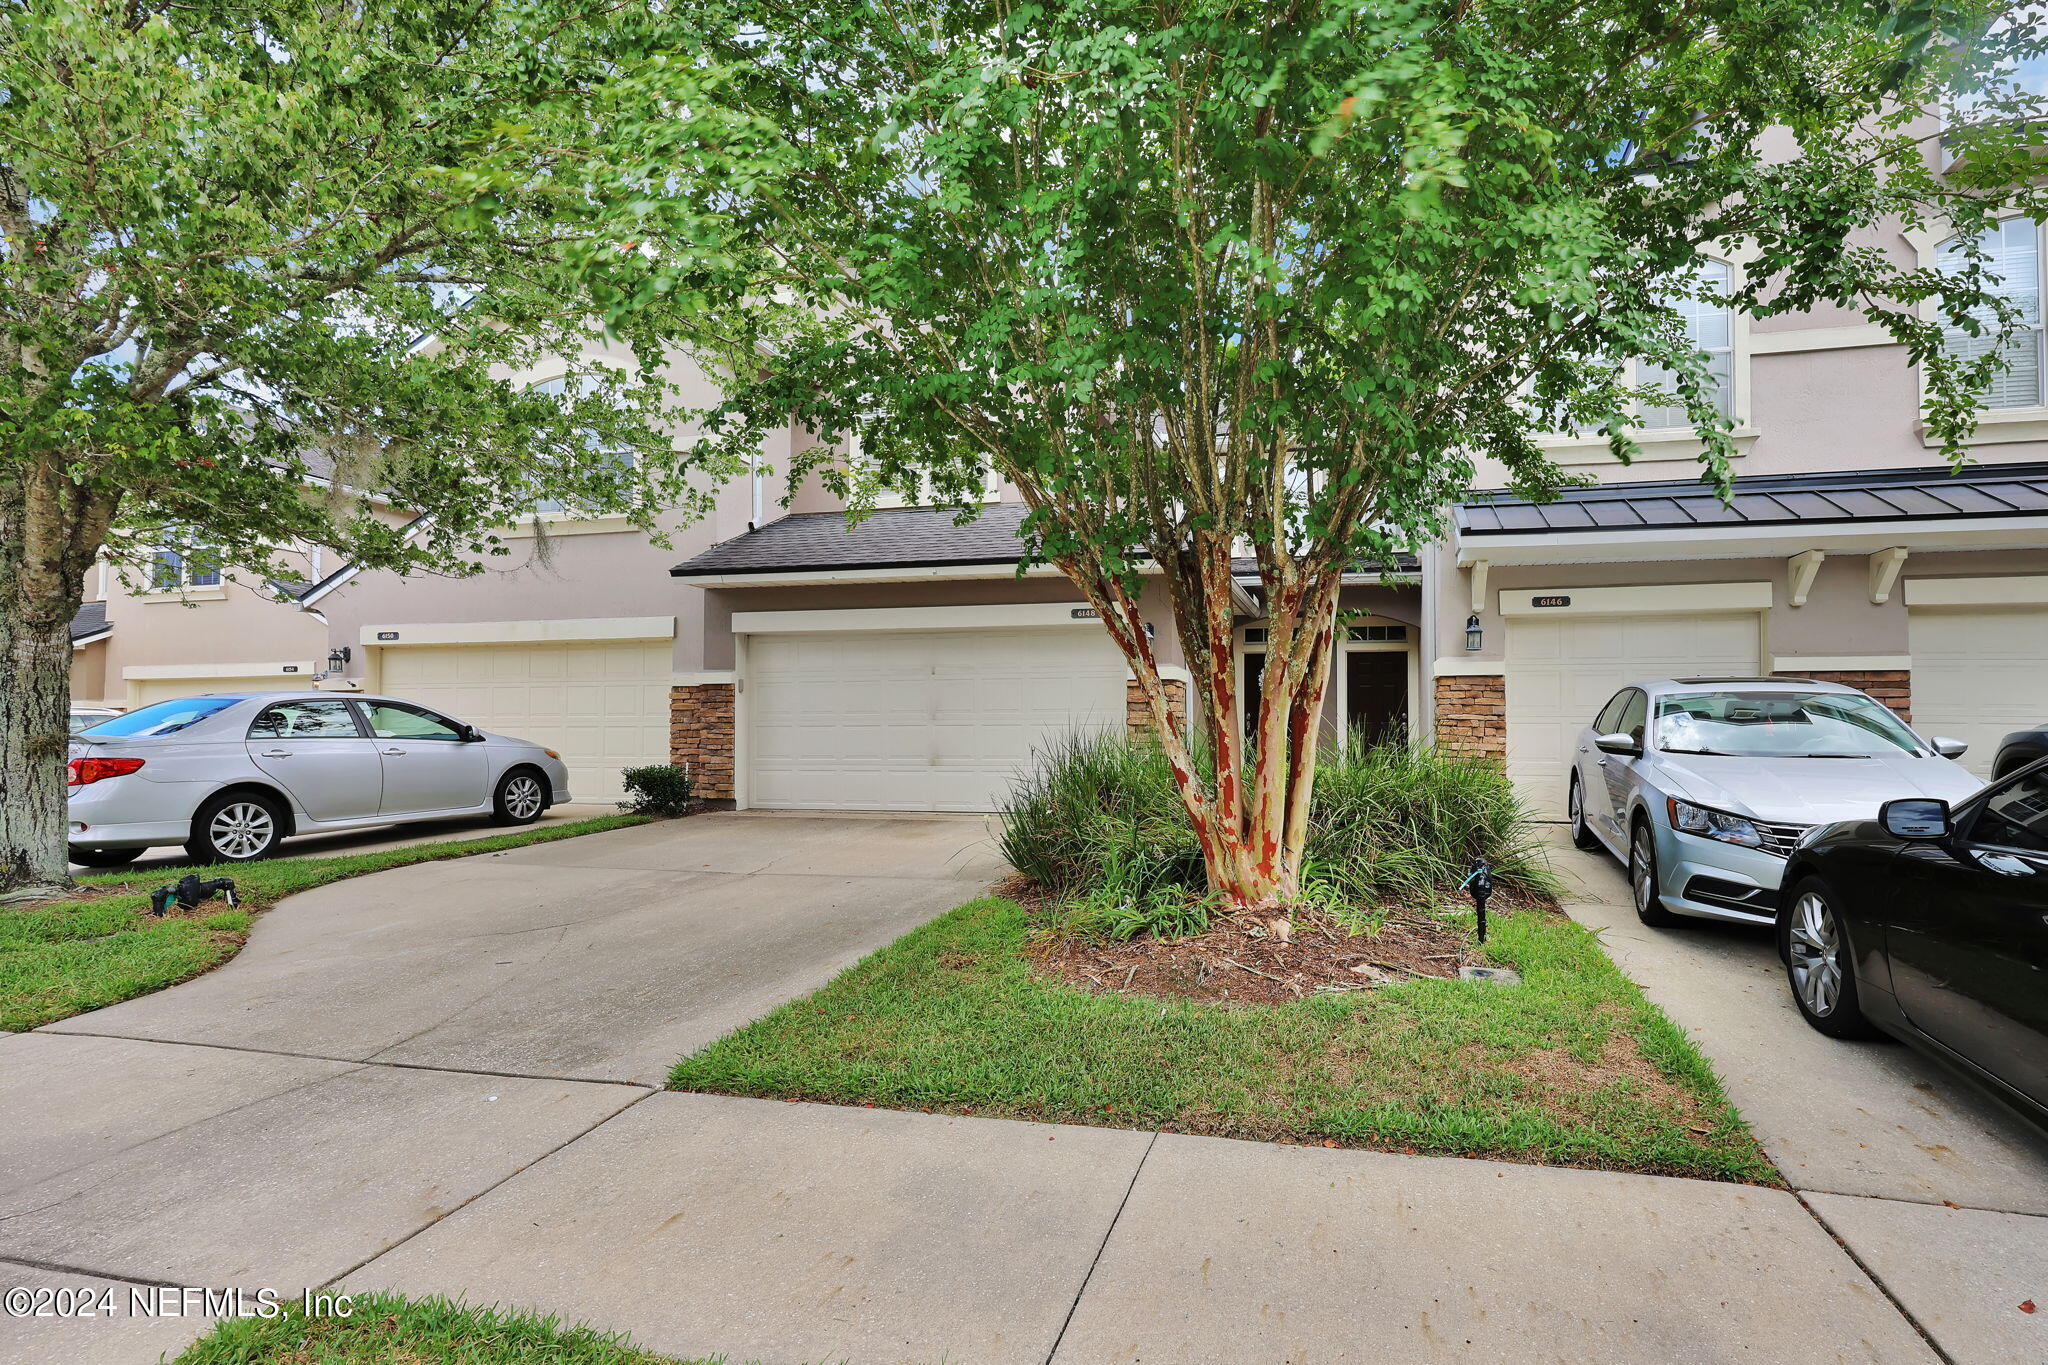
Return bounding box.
[128,676,304,709]
[1506,613,1761,818]
[377,640,673,802]
[748,627,1129,811]
[1911,607,2048,778]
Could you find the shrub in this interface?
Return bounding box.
[999,729,1558,908]
[618,763,696,817]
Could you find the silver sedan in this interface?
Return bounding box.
[1565,677,1981,927]
[67,692,572,867]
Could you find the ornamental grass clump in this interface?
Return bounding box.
[1000,730,1557,922]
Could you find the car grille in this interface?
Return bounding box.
[1754,820,1810,858]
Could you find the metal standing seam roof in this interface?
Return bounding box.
[1458,462,2048,536]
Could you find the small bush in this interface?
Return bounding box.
[618,763,696,817]
[999,729,1558,909]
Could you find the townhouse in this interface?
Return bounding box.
[79,192,2048,818]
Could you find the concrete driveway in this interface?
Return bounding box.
[42,812,1004,1085]
[1550,830,2048,1363]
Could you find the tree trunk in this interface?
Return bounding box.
[0,461,115,895]
[1063,538,1342,913]
[0,602,77,894]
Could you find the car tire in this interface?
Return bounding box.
[1628,817,1681,928]
[491,767,548,826]
[1567,775,1601,850]
[184,791,286,864]
[69,846,143,869]
[1779,876,1879,1039]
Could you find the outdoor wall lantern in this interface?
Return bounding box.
[1464,613,1483,651]
[326,645,352,672]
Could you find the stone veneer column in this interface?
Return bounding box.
[1433,673,1506,761]
[1773,669,1910,723]
[1126,677,1188,741]
[669,683,735,799]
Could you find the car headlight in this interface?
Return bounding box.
[1666,797,1765,849]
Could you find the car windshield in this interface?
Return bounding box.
[77,696,240,738]
[1652,690,1926,759]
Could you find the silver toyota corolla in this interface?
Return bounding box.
[67,692,572,867]
[1565,677,1982,927]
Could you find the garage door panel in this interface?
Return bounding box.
[1910,606,2048,778]
[1505,613,1759,818]
[748,627,1125,812]
[379,639,670,802]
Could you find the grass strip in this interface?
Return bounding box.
[671,895,1776,1183]
[1,815,647,1031]
[169,1290,705,1364]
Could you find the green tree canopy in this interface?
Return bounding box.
[621,0,2047,905]
[0,0,759,889]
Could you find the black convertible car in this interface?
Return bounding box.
[1778,760,2048,1128]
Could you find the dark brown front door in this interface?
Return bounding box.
[1346,651,1408,744]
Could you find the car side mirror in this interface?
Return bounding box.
[461,724,484,743]
[1593,731,1642,757]
[1930,737,1968,760]
[1881,797,1951,841]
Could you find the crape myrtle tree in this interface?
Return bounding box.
[616,0,2047,909]
[0,0,769,893]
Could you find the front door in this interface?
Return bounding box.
[244,698,383,822]
[356,698,489,815]
[1345,651,1408,744]
[1885,766,2048,1107]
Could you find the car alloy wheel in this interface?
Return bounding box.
[504,774,544,821]
[1630,828,1654,912]
[208,801,276,860]
[1787,891,1843,1018]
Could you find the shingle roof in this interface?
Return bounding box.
[69,601,109,642]
[672,504,1427,580]
[672,504,1033,576]
[1459,462,2048,536]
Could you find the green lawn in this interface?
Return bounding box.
[170,1292,705,1364]
[0,815,646,1032]
[671,896,1777,1183]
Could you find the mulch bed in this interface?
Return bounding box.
[1018,894,1479,1008]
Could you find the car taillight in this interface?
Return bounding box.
[69,756,145,787]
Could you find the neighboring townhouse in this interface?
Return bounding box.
[1430,212,2048,815]
[67,539,330,710]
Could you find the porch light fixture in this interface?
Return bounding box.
[326,645,352,672]
[1464,613,1483,651]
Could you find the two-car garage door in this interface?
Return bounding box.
[1505,613,1761,818]
[747,627,1129,811]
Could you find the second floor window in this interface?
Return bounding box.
[1635,260,1735,429]
[150,541,220,592]
[527,375,635,513]
[1940,217,2044,410]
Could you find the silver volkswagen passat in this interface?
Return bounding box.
[1565,677,1982,927]
[67,692,572,867]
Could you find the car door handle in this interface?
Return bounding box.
[258,749,292,758]
[382,747,407,756]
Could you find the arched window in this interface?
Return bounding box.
[1635,259,1735,430]
[1939,218,2044,410]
